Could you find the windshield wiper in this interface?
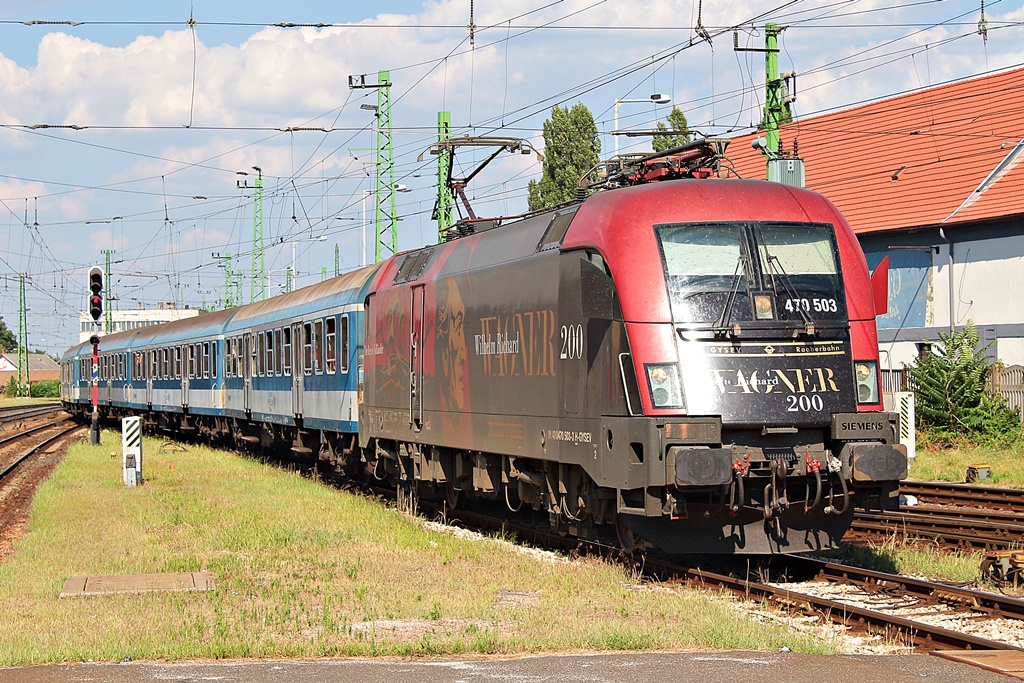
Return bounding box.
[714,252,747,336]
[755,225,815,334]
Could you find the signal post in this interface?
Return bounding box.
[88,267,103,445]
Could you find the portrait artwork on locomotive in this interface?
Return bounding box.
[62,140,907,555]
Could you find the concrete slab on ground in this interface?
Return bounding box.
[0,651,1013,683]
[934,650,1024,680]
[58,571,215,598]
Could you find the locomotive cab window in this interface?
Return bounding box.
[655,221,846,327]
[325,317,337,374]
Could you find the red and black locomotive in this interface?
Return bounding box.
[362,141,907,554]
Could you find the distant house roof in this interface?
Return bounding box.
[0,353,58,372]
[727,67,1024,235]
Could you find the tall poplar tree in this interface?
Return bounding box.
[527,103,600,211]
[652,107,691,152]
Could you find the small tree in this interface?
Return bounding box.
[0,316,16,353]
[652,107,691,152]
[527,103,600,211]
[907,321,1020,442]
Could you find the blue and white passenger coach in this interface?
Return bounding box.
[61,264,380,460]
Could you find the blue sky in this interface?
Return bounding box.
[0,0,1022,354]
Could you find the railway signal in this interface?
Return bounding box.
[87,267,103,445]
[88,267,104,322]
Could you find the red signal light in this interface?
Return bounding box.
[88,267,104,321]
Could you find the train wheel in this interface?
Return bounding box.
[615,513,640,553]
[445,477,461,510]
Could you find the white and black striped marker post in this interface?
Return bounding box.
[121,416,142,487]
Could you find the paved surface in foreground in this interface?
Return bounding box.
[0,651,1014,682]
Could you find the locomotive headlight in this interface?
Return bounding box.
[854,360,879,404]
[645,363,684,409]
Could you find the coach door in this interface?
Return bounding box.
[292,321,304,417]
[242,332,253,414]
[410,285,425,431]
[181,343,190,409]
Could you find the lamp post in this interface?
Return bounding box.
[613,93,671,156]
[288,236,328,292]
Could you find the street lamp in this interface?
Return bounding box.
[613,93,671,156]
[288,236,328,291]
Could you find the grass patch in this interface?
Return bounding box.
[0,432,835,664]
[0,397,59,407]
[911,437,1024,488]
[817,537,983,584]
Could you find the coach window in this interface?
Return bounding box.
[227,339,235,378]
[282,328,292,377]
[200,342,209,378]
[211,341,218,379]
[313,319,324,374]
[257,332,266,377]
[340,315,349,373]
[265,330,274,376]
[303,322,313,375]
[273,329,283,376]
[174,347,182,379]
[325,318,336,374]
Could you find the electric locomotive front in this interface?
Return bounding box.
[566,178,907,553]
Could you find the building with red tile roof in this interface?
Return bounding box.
[725,66,1024,369]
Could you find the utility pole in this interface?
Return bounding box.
[349,70,397,261]
[334,245,339,277]
[763,22,783,171]
[17,273,28,397]
[213,252,234,309]
[285,267,293,293]
[734,23,796,180]
[251,167,265,303]
[102,249,115,334]
[434,111,454,243]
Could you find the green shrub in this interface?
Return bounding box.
[30,380,60,398]
[906,321,1022,445]
[4,377,17,398]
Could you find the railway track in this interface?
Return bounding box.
[900,480,1024,514]
[0,404,63,428]
[0,417,82,481]
[405,496,1024,654]
[845,481,1024,551]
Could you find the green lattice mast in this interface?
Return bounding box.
[435,111,454,243]
[349,70,397,261]
[251,168,266,302]
[102,249,115,333]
